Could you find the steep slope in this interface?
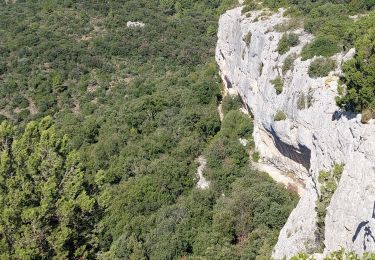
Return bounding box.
[216,6,375,258]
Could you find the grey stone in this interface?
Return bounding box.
[216,6,375,259]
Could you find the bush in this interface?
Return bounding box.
[274,19,301,32]
[336,13,375,115]
[361,108,375,124]
[315,163,343,251]
[308,58,336,78]
[221,110,253,140]
[282,53,296,74]
[274,110,286,121]
[271,77,284,95]
[277,33,299,55]
[301,36,340,60]
[242,0,258,13]
[252,151,260,162]
[297,93,306,110]
[222,95,242,114]
[243,31,252,47]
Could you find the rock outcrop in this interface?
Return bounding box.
[216,6,375,259]
[126,21,145,28]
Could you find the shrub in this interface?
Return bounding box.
[308,58,336,78]
[277,33,300,55]
[315,163,343,251]
[336,13,375,115]
[221,110,253,139]
[306,91,314,108]
[282,53,296,74]
[361,108,375,124]
[222,95,242,114]
[274,110,286,121]
[242,0,258,13]
[252,151,260,162]
[297,93,306,110]
[301,35,340,60]
[271,77,284,95]
[243,32,252,47]
[274,19,301,32]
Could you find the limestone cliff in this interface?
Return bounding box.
[216,6,375,259]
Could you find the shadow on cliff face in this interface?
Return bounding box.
[332,110,357,121]
[269,127,311,171]
[352,221,375,251]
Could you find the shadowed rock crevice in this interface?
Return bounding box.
[269,127,311,170]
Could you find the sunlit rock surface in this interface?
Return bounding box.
[216,6,375,259]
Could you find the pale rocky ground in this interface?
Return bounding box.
[126,21,145,28]
[196,156,210,190]
[216,4,375,259]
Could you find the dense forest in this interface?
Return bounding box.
[0,0,299,259]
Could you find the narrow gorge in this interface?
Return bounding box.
[216,5,375,258]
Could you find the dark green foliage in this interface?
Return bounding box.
[271,76,284,95]
[308,58,336,78]
[0,118,98,259]
[301,36,341,60]
[336,13,375,116]
[315,163,343,251]
[0,1,300,259]
[277,33,300,55]
[221,110,254,140]
[222,95,242,114]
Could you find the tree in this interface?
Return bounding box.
[0,117,98,259]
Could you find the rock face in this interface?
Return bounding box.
[126,21,145,28]
[216,6,375,259]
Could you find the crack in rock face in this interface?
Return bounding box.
[216,6,375,259]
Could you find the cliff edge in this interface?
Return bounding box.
[216,6,375,259]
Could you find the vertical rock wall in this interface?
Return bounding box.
[216,6,375,259]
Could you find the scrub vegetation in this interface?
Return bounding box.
[0,0,298,259]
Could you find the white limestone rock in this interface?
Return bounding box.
[127,21,145,28]
[216,5,375,259]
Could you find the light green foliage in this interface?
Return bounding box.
[277,33,300,55]
[290,252,313,260]
[308,58,336,78]
[271,77,284,95]
[274,110,287,121]
[252,151,260,162]
[315,163,344,251]
[274,19,301,32]
[336,13,375,116]
[282,53,297,74]
[291,249,375,259]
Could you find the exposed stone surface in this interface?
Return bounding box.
[126,21,145,28]
[196,156,210,190]
[216,6,375,259]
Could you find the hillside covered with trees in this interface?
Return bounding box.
[0,0,299,259]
